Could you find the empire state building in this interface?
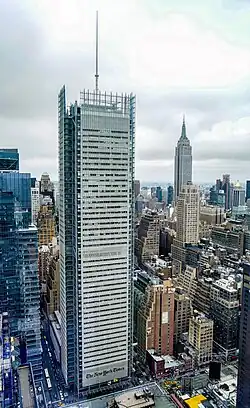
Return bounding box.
[174,117,192,201]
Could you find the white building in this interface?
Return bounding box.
[231,181,245,208]
[58,87,135,390]
[174,117,192,201]
[31,180,40,225]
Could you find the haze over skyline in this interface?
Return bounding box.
[1,0,250,183]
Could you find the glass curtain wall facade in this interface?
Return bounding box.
[237,262,250,407]
[59,87,135,391]
[0,172,31,225]
[17,227,42,382]
[0,169,41,383]
[0,149,19,171]
[0,191,20,333]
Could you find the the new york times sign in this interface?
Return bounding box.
[86,366,125,380]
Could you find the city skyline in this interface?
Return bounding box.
[1,0,250,182]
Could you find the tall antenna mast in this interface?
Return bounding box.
[95,10,99,92]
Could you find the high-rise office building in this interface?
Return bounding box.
[174,117,192,201]
[156,186,163,202]
[231,181,245,208]
[210,278,239,360]
[188,313,213,368]
[134,180,140,198]
[31,180,40,225]
[0,149,19,171]
[174,287,192,347]
[0,151,42,382]
[135,211,160,264]
[246,180,250,202]
[222,174,231,210]
[171,183,200,271]
[167,185,173,206]
[17,226,42,382]
[237,262,250,407]
[37,203,56,246]
[58,86,135,390]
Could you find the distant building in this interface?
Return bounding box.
[222,174,231,210]
[200,205,225,225]
[231,181,245,208]
[40,172,54,204]
[136,211,160,263]
[156,186,163,202]
[0,148,19,171]
[172,183,200,272]
[134,180,140,198]
[174,117,192,201]
[167,185,173,206]
[31,180,40,225]
[210,278,239,360]
[237,262,250,407]
[211,226,244,256]
[0,172,32,224]
[188,313,213,367]
[246,180,250,202]
[37,204,56,246]
[45,239,60,315]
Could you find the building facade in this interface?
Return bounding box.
[37,204,56,246]
[135,273,175,360]
[58,87,135,390]
[167,185,173,206]
[174,288,192,347]
[17,226,42,382]
[136,212,160,264]
[237,262,250,408]
[0,149,19,171]
[31,180,40,225]
[172,183,200,272]
[174,118,192,201]
[188,313,213,367]
[210,278,239,360]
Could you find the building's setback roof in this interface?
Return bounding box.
[115,390,154,408]
[18,366,35,408]
[185,394,207,408]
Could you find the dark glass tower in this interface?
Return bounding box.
[167,185,173,205]
[0,149,19,171]
[246,180,250,202]
[0,153,41,383]
[237,262,250,407]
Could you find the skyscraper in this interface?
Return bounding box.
[171,183,200,272]
[246,180,250,202]
[0,158,42,382]
[58,87,135,390]
[167,185,173,206]
[222,174,231,210]
[0,149,19,171]
[237,262,250,407]
[174,117,192,201]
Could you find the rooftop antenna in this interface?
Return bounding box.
[95,10,99,92]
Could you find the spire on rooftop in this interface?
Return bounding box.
[180,114,187,140]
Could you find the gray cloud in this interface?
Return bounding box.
[1,0,250,182]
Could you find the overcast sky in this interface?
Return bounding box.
[1,0,250,183]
